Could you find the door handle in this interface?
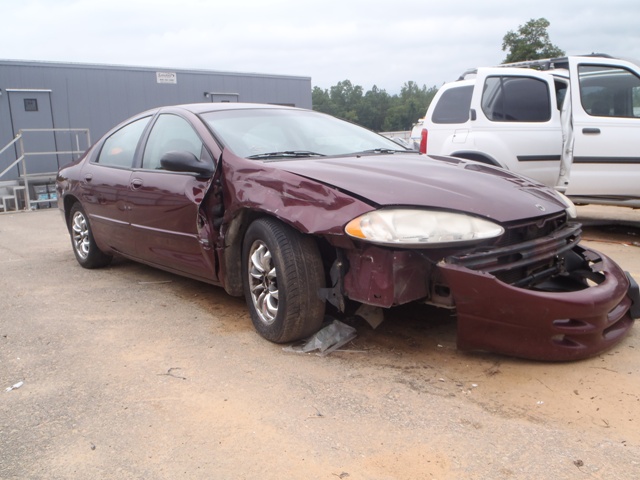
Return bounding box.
[582,128,601,134]
[84,174,93,182]
[130,179,143,189]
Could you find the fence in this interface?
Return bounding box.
[0,128,90,213]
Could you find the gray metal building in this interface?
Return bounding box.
[0,59,312,183]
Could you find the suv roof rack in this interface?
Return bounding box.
[457,53,615,80]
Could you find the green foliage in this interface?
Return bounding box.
[502,17,565,63]
[312,80,437,132]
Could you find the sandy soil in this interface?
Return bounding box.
[1,206,639,479]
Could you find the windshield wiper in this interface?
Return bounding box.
[354,148,410,155]
[247,150,327,159]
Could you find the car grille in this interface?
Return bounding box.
[495,211,568,247]
[445,212,581,286]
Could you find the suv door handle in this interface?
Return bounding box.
[130,179,143,189]
[582,128,601,134]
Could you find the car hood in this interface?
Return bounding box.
[268,154,568,223]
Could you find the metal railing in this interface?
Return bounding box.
[0,128,90,213]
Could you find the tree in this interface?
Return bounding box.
[399,81,437,129]
[311,80,437,132]
[358,85,391,132]
[329,80,363,123]
[311,86,334,115]
[502,18,565,63]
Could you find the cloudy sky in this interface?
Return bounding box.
[2,0,639,93]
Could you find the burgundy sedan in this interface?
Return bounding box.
[57,103,639,361]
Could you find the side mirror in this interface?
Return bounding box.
[160,151,214,178]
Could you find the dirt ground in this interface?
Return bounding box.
[1,206,639,480]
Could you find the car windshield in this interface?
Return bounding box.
[201,108,407,159]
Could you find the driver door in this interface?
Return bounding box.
[127,113,218,281]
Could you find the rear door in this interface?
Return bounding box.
[79,116,151,253]
[567,57,640,198]
[469,68,563,186]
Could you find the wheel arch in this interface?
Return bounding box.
[63,194,81,230]
[220,209,333,298]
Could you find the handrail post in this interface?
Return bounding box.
[75,133,80,158]
[18,132,32,211]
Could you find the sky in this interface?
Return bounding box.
[1,0,639,94]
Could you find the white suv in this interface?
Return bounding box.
[413,54,640,207]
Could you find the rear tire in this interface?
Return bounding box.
[68,203,112,269]
[242,217,325,343]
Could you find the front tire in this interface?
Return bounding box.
[68,203,112,269]
[242,218,325,343]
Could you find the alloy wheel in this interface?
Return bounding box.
[248,240,279,325]
[71,211,90,260]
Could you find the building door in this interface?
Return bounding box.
[7,89,59,176]
[205,92,239,102]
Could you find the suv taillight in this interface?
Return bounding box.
[419,129,428,154]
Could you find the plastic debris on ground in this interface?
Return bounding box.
[5,381,24,392]
[355,303,385,329]
[283,319,357,356]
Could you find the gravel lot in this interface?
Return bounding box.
[1,206,639,479]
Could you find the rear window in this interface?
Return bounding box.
[431,85,473,124]
[96,117,150,168]
[481,76,551,122]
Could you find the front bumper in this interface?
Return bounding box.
[439,246,637,361]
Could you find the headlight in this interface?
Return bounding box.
[555,191,577,219]
[345,209,504,248]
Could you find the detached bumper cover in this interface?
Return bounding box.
[439,247,637,361]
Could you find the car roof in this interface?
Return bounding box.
[163,102,304,115]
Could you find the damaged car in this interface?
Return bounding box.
[56,103,640,361]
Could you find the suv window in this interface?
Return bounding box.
[481,76,551,122]
[554,79,569,110]
[96,117,150,167]
[432,85,473,124]
[579,64,640,118]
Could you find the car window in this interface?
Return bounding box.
[579,64,640,118]
[202,108,403,158]
[142,114,204,170]
[432,85,473,124]
[96,117,150,167]
[481,76,551,122]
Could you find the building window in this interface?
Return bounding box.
[24,98,38,112]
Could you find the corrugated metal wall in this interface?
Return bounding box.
[0,60,312,181]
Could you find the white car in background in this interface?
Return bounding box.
[414,54,640,208]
